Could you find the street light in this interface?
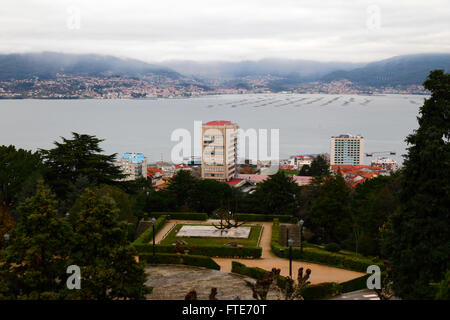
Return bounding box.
[298,219,304,253]
[151,217,156,267]
[288,239,294,277]
[3,233,10,246]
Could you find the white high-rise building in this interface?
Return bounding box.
[330,134,364,165]
[201,120,238,182]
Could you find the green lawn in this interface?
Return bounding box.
[160,224,262,247]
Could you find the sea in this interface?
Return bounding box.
[0,93,425,165]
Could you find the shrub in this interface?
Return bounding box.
[324,242,341,253]
[139,253,220,270]
[148,212,208,221]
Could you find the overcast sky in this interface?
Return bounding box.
[1,0,449,62]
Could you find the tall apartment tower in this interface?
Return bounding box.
[201,120,238,181]
[115,153,148,181]
[330,134,364,165]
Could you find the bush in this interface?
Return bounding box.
[132,215,167,246]
[139,253,220,270]
[324,242,341,253]
[236,213,297,223]
[148,212,208,220]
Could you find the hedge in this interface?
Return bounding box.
[148,212,208,220]
[236,213,297,223]
[271,219,383,273]
[132,215,168,246]
[135,243,262,258]
[300,282,341,300]
[139,253,220,270]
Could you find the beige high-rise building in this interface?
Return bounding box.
[115,153,148,181]
[201,120,238,181]
[330,134,364,165]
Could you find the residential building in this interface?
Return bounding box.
[115,153,148,181]
[201,120,238,182]
[330,134,364,165]
[371,157,399,172]
[331,165,384,188]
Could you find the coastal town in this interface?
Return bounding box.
[114,122,400,192]
[0,75,428,99]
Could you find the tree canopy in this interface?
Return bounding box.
[384,70,450,299]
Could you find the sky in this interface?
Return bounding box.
[1,0,449,63]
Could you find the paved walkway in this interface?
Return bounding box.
[154,219,364,284]
[329,289,380,300]
[145,264,281,300]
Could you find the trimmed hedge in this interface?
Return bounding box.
[237,213,297,223]
[132,215,168,246]
[136,243,262,258]
[300,282,341,300]
[271,219,383,273]
[148,212,208,220]
[139,253,220,270]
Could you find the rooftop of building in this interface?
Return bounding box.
[331,134,364,139]
[120,152,146,163]
[204,120,234,126]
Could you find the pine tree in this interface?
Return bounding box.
[384,70,449,299]
[0,181,73,299]
[39,132,125,203]
[69,189,147,299]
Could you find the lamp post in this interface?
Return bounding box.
[151,217,156,266]
[286,225,289,246]
[298,219,304,253]
[288,239,294,277]
[3,233,9,246]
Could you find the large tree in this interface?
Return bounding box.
[299,155,330,177]
[166,170,197,210]
[39,133,124,210]
[383,70,450,299]
[250,171,301,215]
[0,145,43,210]
[309,174,353,243]
[351,174,401,256]
[0,181,73,299]
[69,189,148,299]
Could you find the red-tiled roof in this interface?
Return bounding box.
[225,178,244,186]
[205,120,233,126]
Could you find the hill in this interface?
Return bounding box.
[321,53,450,87]
[0,52,181,81]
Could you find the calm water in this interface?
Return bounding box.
[0,94,424,164]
